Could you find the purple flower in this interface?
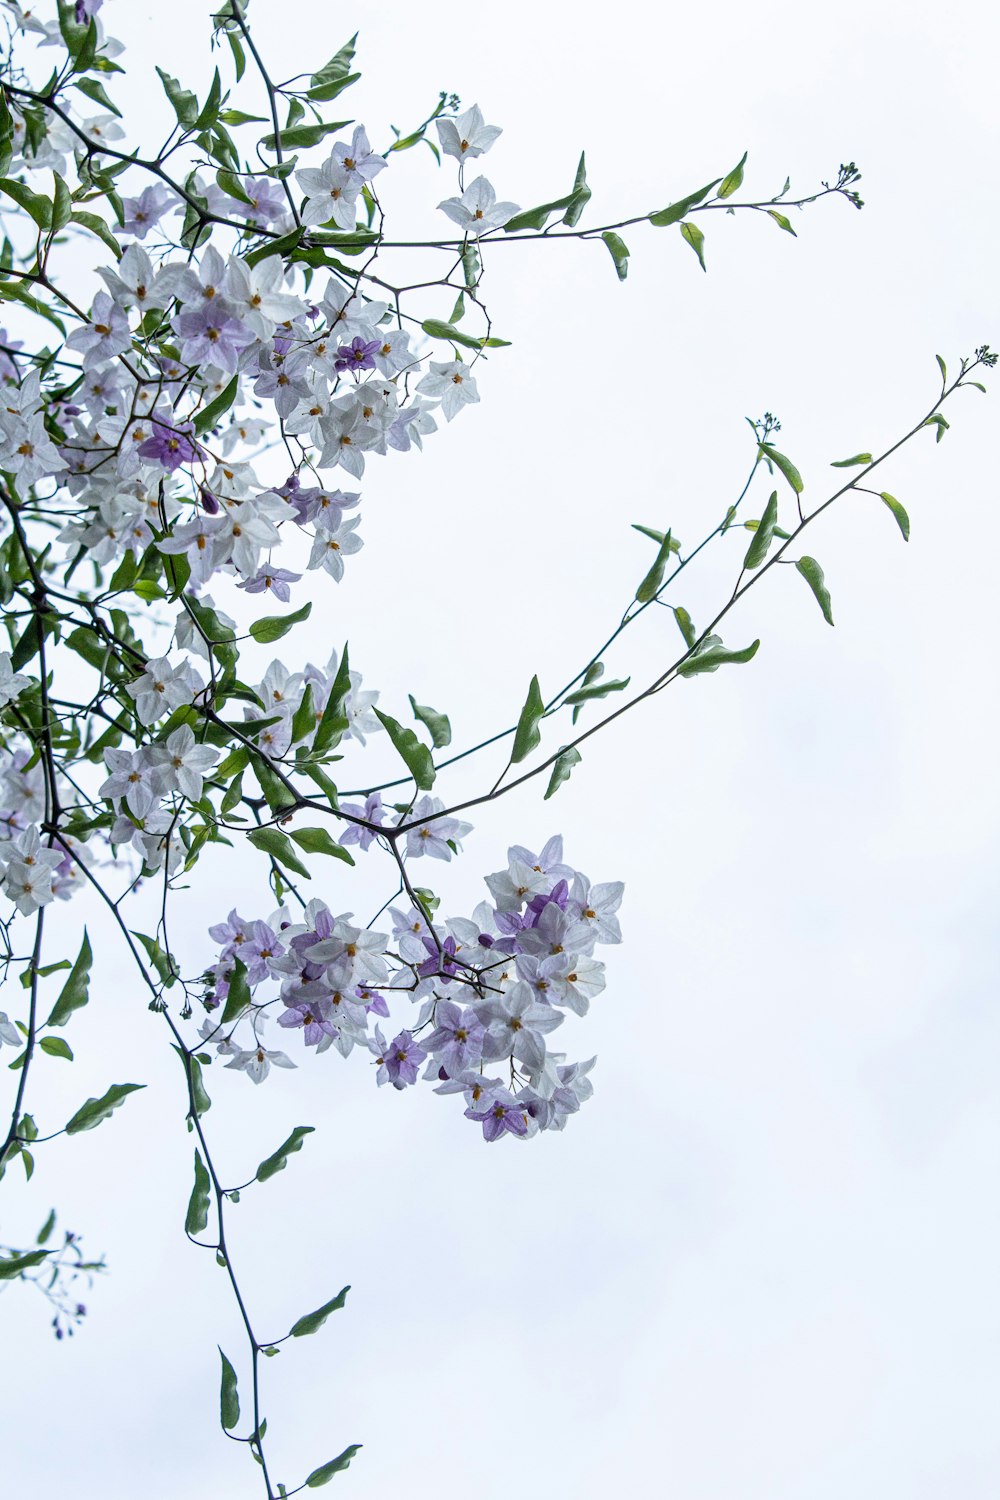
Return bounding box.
[75,0,103,20]
[339,791,385,852]
[422,1000,485,1076]
[465,1090,529,1142]
[277,994,338,1047]
[137,420,201,473]
[334,337,380,374]
[379,1029,426,1089]
[175,306,257,375]
[120,184,174,240]
[238,566,301,603]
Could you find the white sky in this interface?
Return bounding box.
[2,0,998,1496]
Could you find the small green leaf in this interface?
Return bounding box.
[289,826,354,864]
[562,150,591,227]
[760,443,804,495]
[924,412,950,442]
[636,529,673,602]
[51,173,72,233]
[194,373,239,434]
[289,1285,350,1338]
[601,230,630,281]
[36,1208,56,1246]
[313,644,350,754]
[374,710,436,790]
[743,491,779,569]
[185,1149,211,1236]
[155,67,199,128]
[45,929,92,1027]
[544,746,582,800]
[563,677,630,707]
[511,674,545,764]
[73,76,122,117]
[256,1125,315,1183]
[262,120,354,151]
[408,695,451,749]
[673,606,697,648]
[305,1447,362,1486]
[221,957,252,1024]
[936,353,947,383]
[677,636,761,676]
[649,179,721,227]
[631,523,681,551]
[219,1348,240,1431]
[420,317,509,351]
[878,491,910,541]
[70,210,122,259]
[717,151,747,200]
[679,220,706,271]
[247,826,311,879]
[131,930,178,987]
[65,1083,145,1135]
[795,556,834,625]
[0,176,52,228]
[39,1036,73,1061]
[767,209,797,236]
[829,453,872,468]
[249,600,312,644]
[0,1249,52,1280]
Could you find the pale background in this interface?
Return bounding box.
[1,0,998,1496]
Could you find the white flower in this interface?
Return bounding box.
[295,157,360,229]
[416,359,480,422]
[224,1044,296,1084]
[437,176,519,236]
[0,652,31,708]
[435,105,502,162]
[0,1012,22,1048]
[0,826,62,915]
[148,726,219,801]
[126,656,203,726]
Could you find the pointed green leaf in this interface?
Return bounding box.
[743,491,779,569]
[760,443,804,494]
[288,826,354,864]
[256,1125,314,1183]
[247,826,311,879]
[601,230,630,281]
[36,1208,56,1246]
[636,528,673,602]
[194,373,239,434]
[45,929,92,1027]
[420,318,509,351]
[313,645,351,754]
[374,710,436,790]
[631,523,681,551]
[829,452,872,468]
[649,179,721,227]
[408,695,452,749]
[39,1036,73,1061]
[73,75,122,117]
[185,1149,211,1236]
[717,151,747,200]
[0,176,52,228]
[544,746,582,800]
[289,1285,350,1338]
[221,957,252,1024]
[677,636,761,676]
[673,606,697,648]
[0,1249,52,1280]
[935,354,947,384]
[924,412,950,442]
[511,675,545,764]
[680,220,706,271]
[563,677,630,707]
[65,1082,145,1135]
[70,210,122,259]
[795,556,834,625]
[51,173,72,233]
[562,150,591,227]
[155,67,199,128]
[249,600,312,644]
[767,209,797,236]
[306,1447,362,1486]
[878,491,910,541]
[219,1348,240,1431]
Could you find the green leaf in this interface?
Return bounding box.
[65,1082,145,1135]
[649,178,721,227]
[262,120,353,152]
[743,491,779,569]
[935,353,947,384]
[673,606,697,648]
[225,31,246,82]
[679,220,706,271]
[219,1348,240,1432]
[256,1125,315,1183]
[759,443,804,495]
[631,523,681,551]
[45,929,92,1027]
[36,1208,56,1246]
[188,1053,212,1117]
[310,34,358,87]
[73,75,122,117]
[717,151,747,200]
[70,209,122,259]
[289,1285,350,1338]
[245,226,305,268]
[194,373,239,435]
[408,695,451,749]
[221,958,252,1024]
[677,636,761,676]
[0,91,14,177]
[0,176,52,228]
[0,276,66,334]
[51,173,72,233]
[0,1250,52,1280]
[601,230,630,281]
[156,67,199,128]
[563,677,630,707]
[131,930,178,987]
[374,710,436,790]
[878,491,910,541]
[306,1447,362,1486]
[636,528,673,602]
[924,412,950,442]
[39,1036,73,1061]
[562,151,591,227]
[249,601,312,644]
[829,452,872,468]
[544,746,582,800]
[195,68,223,131]
[795,556,834,625]
[767,209,797,236]
[289,826,354,864]
[185,1149,211,1236]
[420,317,509,351]
[247,826,311,879]
[511,675,545,764]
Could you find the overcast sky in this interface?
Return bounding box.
[2,1,998,1497]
